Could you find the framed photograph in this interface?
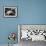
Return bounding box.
[4,6,17,17]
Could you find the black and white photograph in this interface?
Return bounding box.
[4,6,17,17]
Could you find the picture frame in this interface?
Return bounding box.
[4,6,17,17]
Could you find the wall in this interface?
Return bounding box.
[0,0,46,45]
[0,0,18,44]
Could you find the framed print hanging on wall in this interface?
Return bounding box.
[4,6,17,17]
